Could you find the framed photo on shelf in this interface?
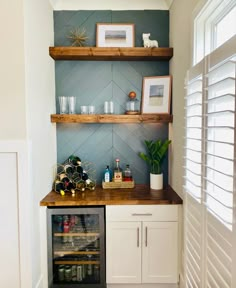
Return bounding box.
[96,23,135,47]
[141,76,172,114]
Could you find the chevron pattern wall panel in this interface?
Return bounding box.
[54,10,170,185]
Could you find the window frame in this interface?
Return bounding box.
[193,0,236,65]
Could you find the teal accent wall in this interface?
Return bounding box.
[54,10,170,185]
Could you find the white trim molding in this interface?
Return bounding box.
[50,0,172,10]
[0,140,32,288]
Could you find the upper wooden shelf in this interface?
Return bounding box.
[49,47,173,61]
[51,114,173,124]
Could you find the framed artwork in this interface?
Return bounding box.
[141,76,172,114]
[96,23,135,47]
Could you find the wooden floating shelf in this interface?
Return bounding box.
[49,47,173,61]
[51,114,173,124]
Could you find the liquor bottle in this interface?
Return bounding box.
[113,158,122,182]
[104,165,112,182]
[123,164,133,181]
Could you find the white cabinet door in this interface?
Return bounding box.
[142,221,178,283]
[106,221,142,283]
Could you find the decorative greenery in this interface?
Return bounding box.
[139,139,171,174]
[67,27,88,46]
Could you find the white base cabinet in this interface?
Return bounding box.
[106,205,179,285]
[142,221,178,283]
[106,221,142,283]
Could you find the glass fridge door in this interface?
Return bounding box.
[47,207,105,288]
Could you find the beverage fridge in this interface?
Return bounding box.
[47,207,106,288]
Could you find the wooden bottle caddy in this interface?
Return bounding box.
[102,180,135,189]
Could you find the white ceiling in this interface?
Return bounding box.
[50,0,174,10]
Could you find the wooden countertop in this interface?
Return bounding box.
[40,185,182,206]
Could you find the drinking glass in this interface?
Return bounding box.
[81,106,88,114]
[68,96,76,114]
[88,105,95,114]
[104,101,109,114]
[109,101,114,114]
[59,96,68,114]
[104,101,114,114]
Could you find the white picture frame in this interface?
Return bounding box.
[96,23,135,47]
[141,76,172,114]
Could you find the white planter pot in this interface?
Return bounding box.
[150,173,163,190]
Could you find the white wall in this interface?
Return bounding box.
[0,0,56,287]
[23,0,56,286]
[169,1,201,286]
[169,0,200,199]
[0,0,27,139]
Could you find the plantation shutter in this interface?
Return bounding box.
[184,35,236,287]
[204,38,236,288]
[184,60,204,287]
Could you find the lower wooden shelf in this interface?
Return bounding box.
[51,114,173,124]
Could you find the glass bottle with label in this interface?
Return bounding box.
[113,159,122,182]
[123,164,133,181]
[103,165,112,182]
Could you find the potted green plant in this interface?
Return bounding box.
[139,139,171,190]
